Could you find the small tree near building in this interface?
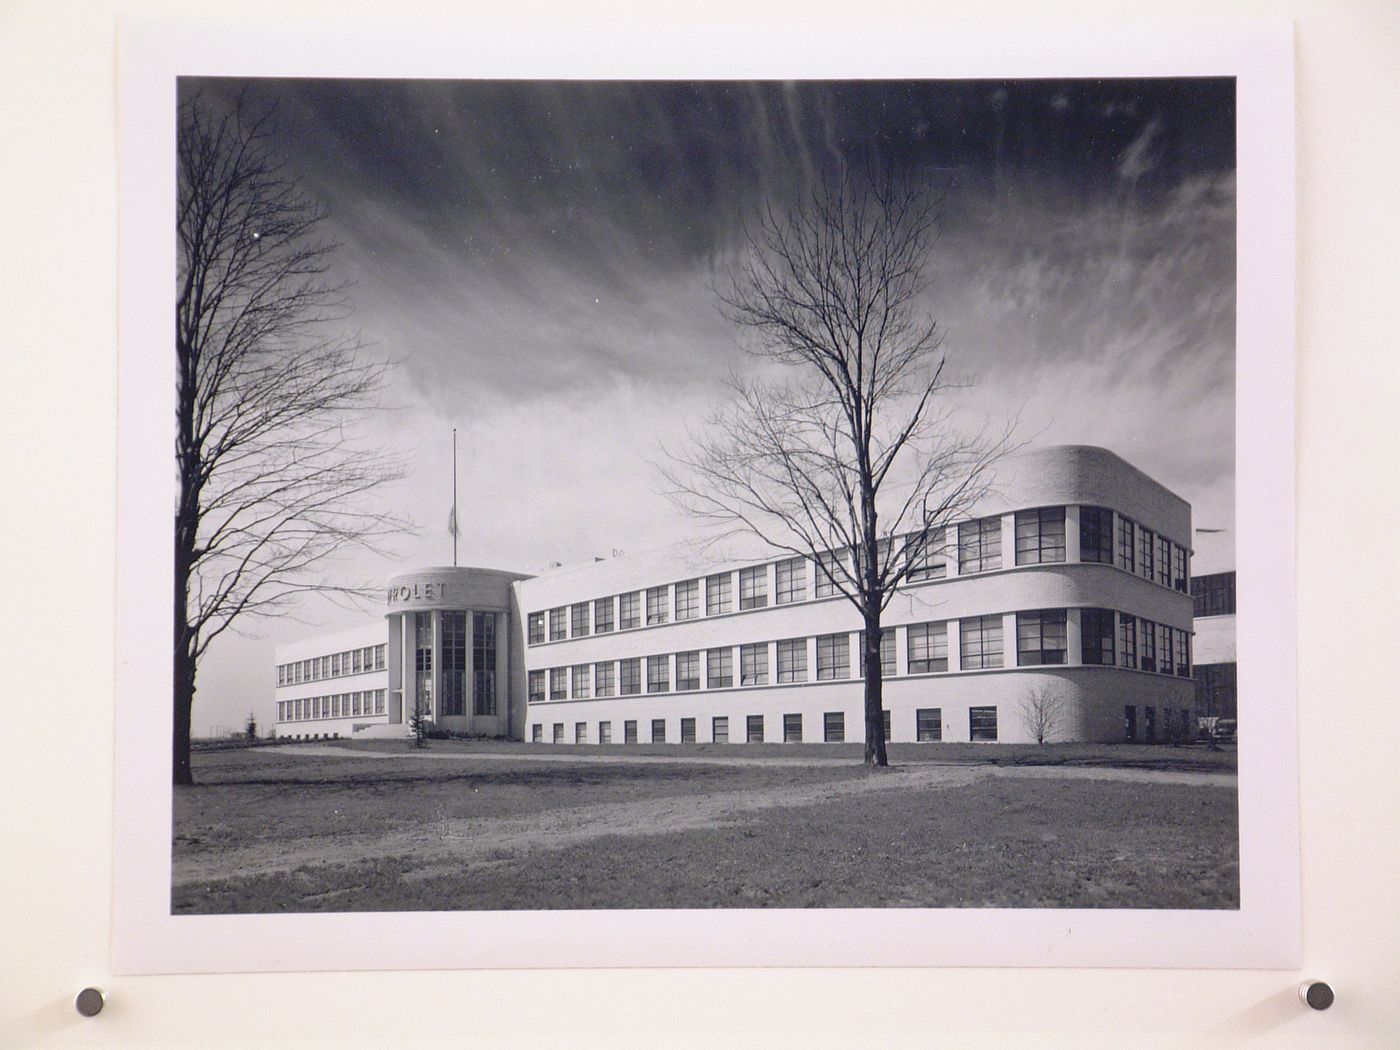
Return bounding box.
[245,711,258,742]
[408,700,430,749]
[1019,682,1068,745]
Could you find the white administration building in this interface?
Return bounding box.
[272,445,1197,746]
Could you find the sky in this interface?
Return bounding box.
[179,77,1237,735]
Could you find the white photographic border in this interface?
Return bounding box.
[114,18,1297,974]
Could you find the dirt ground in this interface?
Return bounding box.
[173,742,1239,912]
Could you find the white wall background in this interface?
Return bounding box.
[1,1,1396,1046]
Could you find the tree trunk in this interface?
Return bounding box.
[173,636,195,786]
[173,409,198,786]
[863,612,888,767]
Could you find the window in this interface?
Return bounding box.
[883,709,892,741]
[552,722,565,744]
[647,654,670,693]
[681,717,697,744]
[777,638,808,683]
[960,615,1004,670]
[1155,536,1172,586]
[705,573,732,615]
[548,607,566,641]
[646,585,669,625]
[904,529,947,581]
[775,557,807,604]
[594,662,615,697]
[624,720,638,744]
[531,724,542,742]
[740,643,769,686]
[1174,630,1190,677]
[1017,609,1067,665]
[1080,506,1114,563]
[824,712,845,742]
[739,566,768,609]
[572,665,591,699]
[1192,572,1236,617]
[906,622,949,674]
[375,644,387,671]
[1080,608,1116,666]
[619,658,641,696]
[651,718,666,743]
[816,633,850,680]
[574,722,587,744]
[599,721,612,744]
[594,596,615,633]
[1123,706,1137,742]
[675,579,699,620]
[1015,507,1066,565]
[1158,623,1175,675]
[619,592,641,630]
[1172,545,1189,592]
[570,602,590,637]
[441,610,467,717]
[969,706,999,741]
[549,667,568,700]
[916,708,943,742]
[959,516,1003,573]
[331,653,341,676]
[1145,706,1157,743]
[1139,618,1157,673]
[746,714,764,743]
[783,713,803,743]
[1117,516,1136,572]
[816,550,846,597]
[712,716,729,743]
[859,629,898,678]
[414,612,433,714]
[676,650,701,691]
[1119,614,1138,670]
[1138,528,1155,581]
[472,611,497,715]
[707,648,733,689]
[375,690,385,715]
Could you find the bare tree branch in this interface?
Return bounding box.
[173,96,411,785]
[665,169,1015,766]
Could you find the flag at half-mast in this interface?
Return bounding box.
[447,506,460,539]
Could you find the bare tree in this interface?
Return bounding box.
[174,98,407,785]
[666,172,1011,767]
[1019,682,1068,745]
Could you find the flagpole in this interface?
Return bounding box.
[451,427,458,567]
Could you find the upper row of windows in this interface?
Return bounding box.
[277,644,388,687]
[528,506,1189,645]
[526,608,1193,703]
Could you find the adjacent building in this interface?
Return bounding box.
[1189,529,1237,722]
[273,445,1198,746]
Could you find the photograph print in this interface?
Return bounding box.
[171,75,1242,917]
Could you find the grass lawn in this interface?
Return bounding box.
[173,743,1238,913]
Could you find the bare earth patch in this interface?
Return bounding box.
[173,745,1238,912]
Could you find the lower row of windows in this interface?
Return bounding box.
[530,707,988,745]
[277,689,387,723]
